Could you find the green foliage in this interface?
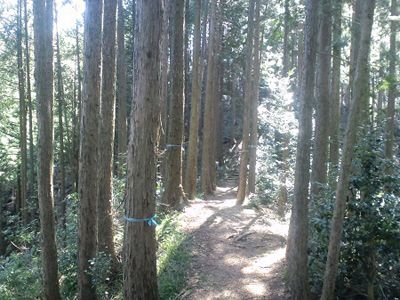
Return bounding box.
[58,193,79,299]
[0,213,41,300]
[157,213,191,300]
[255,74,296,211]
[0,250,41,300]
[309,130,400,299]
[88,252,122,300]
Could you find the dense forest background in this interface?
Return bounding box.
[0,0,399,299]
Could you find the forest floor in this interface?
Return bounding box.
[177,180,290,300]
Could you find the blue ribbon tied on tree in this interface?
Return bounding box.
[124,215,158,227]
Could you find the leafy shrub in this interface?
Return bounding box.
[309,130,400,299]
[0,250,41,299]
[58,193,79,299]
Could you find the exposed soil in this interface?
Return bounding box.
[178,180,290,300]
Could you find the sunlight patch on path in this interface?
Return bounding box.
[181,185,289,300]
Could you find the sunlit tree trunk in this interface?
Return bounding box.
[248,0,261,195]
[184,0,191,143]
[98,0,118,268]
[286,0,319,298]
[163,0,186,210]
[159,0,170,185]
[116,0,128,163]
[321,1,376,299]
[310,0,331,199]
[33,0,61,298]
[123,0,161,298]
[185,0,202,200]
[343,0,362,121]
[209,5,223,191]
[201,0,218,196]
[385,0,397,160]
[237,0,255,204]
[78,0,103,298]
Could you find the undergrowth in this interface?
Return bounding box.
[157,213,191,300]
[0,202,191,300]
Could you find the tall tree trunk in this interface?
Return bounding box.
[209,5,223,191]
[54,5,66,231]
[343,0,362,123]
[72,23,82,193]
[376,49,385,115]
[17,0,28,224]
[116,0,128,161]
[184,0,191,144]
[163,0,186,210]
[247,0,261,195]
[159,0,170,185]
[385,0,397,160]
[286,0,319,298]
[310,0,331,198]
[98,0,118,267]
[320,1,376,299]
[237,0,255,204]
[24,0,35,207]
[33,0,61,298]
[215,55,224,168]
[201,0,218,196]
[283,0,290,76]
[329,0,342,187]
[78,0,103,298]
[185,0,202,200]
[123,0,161,298]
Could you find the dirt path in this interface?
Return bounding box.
[178,181,289,300]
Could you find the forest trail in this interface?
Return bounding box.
[179,180,289,300]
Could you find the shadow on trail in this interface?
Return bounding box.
[179,185,289,300]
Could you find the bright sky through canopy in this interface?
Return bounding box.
[56,0,85,31]
[2,0,84,31]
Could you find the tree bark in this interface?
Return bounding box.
[163,0,186,210]
[24,0,35,209]
[184,0,191,144]
[343,0,362,123]
[310,0,331,199]
[201,0,218,196]
[116,0,128,160]
[185,0,202,200]
[286,0,319,298]
[328,0,342,187]
[17,0,28,224]
[78,0,103,298]
[123,0,161,298]
[98,0,118,267]
[159,0,170,185]
[54,5,66,231]
[72,23,82,193]
[209,5,223,191]
[248,0,261,195]
[385,0,397,160]
[33,0,61,298]
[283,0,290,76]
[320,1,376,299]
[237,0,255,204]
